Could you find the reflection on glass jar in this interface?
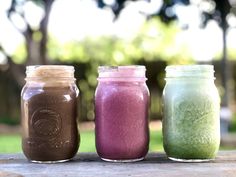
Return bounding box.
[162,65,220,162]
[95,66,150,162]
[21,65,80,163]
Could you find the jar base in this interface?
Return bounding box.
[30,158,71,164]
[101,157,144,163]
[168,156,214,162]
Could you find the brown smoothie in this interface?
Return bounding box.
[21,85,79,162]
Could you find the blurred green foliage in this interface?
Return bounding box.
[6,17,236,122]
[0,116,19,125]
[47,18,194,121]
[229,114,236,132]
[45,17,194,65]
[10,17,236,122]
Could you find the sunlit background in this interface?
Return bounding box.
[1,0,236,153]
[1,0,236,64]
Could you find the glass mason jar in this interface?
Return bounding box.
[162,65,220,162]
[95,66,150,162]
[21,65,80,163]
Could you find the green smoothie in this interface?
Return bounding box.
[163,65,220,161]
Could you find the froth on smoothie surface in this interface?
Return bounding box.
[26,65,74,78]
[98,66,146,78]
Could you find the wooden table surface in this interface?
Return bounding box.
[0,151,236,177]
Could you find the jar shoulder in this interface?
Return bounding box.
[96,82,149,96]
[163,82,219,100]
[21,84,79,101]
[164,81,218,92]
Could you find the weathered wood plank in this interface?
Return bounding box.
[0,151,236,177]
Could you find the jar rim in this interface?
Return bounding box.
[98,65,147,81]
[165,65,215,79]
[27,65,74,71]
[26,65,75,79]
[98,65,146,73]
[166,65,213,72]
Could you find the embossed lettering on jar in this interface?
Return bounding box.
[21,65,80,163]
[162,65,220,162]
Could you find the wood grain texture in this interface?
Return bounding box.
[0,151,236,177]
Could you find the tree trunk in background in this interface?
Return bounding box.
[0,0,55,122]
[219,0,232,135]
[25,0,54,65]
[39,0,54,65]
[221,19,229,107]
[220,0,230,107]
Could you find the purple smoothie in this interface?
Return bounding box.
[95,66,150,162]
